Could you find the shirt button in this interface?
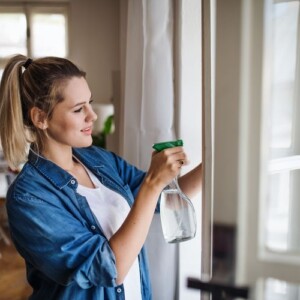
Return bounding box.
[116,287,122,293]
[91,225,96,230]
[70,179,76,185]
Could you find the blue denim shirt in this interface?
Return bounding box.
[6,146,154,300]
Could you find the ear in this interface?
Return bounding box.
[30,107,48,130]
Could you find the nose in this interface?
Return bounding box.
[86,106,98,122]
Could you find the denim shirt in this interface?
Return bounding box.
[6,146,155,300]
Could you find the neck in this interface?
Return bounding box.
[41,146,75,171]
[61,157,80,173]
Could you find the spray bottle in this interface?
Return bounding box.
[153,139,197,243]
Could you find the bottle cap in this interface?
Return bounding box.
[152,139,183,152]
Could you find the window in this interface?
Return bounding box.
[0,3,69,78]
[214,0,300,288]
[264,0,300,255]
[0,10,27,57]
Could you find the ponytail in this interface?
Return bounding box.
[0,54,86,169]
[0,55,29,169]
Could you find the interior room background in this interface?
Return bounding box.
[2,0,299,299]
[0,0,201,300]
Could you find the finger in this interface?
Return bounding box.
[163,146,184,155]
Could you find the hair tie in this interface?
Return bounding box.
[24,58,33,69]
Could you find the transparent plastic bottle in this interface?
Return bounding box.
[153,140,197,243]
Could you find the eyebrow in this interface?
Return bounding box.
[71,96,93,109]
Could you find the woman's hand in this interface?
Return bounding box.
[144,146,188,192]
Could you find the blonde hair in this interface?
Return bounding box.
[0,54,86,169]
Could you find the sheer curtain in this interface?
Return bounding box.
[121,0,178,299]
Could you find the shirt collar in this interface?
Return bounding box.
[28,148,75,190]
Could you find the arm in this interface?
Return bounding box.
[6,193,117,288]
[109,147,186,284]
[178,162,202,199]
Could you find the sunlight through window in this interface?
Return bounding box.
[31,13,67,58]
[0,13,27,57]
[0,4,68,82]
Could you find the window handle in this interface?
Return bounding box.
[187,277,250,299]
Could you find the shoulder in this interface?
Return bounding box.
[8,162,41,194]
[6,161,71,207]
[74,146,129,171]
[74,146,146,184]
[74,146,115,162]
[5,164,41,208]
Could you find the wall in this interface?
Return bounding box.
[214,0,241,225]
[68,0,120,153]
[69,0,120,105]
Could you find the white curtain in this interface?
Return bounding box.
[123,0,175,169]
[122,0,178,299]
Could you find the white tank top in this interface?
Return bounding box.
[76,168,142,300]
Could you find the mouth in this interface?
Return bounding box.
[81,126,93,134]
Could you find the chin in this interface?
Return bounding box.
[74,138,93,148]
[84,140,93,147]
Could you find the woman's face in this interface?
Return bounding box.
[45,76,97,149]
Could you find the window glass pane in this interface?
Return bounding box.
[31,13,67,58]
[270,2,299,151]
[263,278,300,300]
[266,166,300,252]
[271,1,299,148]
[264,0,300,253]
[0,13,27,57]
[265,171,290,251]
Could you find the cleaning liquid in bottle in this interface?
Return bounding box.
[153,139,197,243]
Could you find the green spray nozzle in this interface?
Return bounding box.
[152,139,183,152]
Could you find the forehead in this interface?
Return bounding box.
[61,76,91,105]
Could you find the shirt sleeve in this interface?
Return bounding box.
[111,152,161,213]
[6,190,118,289]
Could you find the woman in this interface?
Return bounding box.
[0,54,202,300]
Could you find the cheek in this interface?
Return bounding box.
[53,121,69,132]
[59,121,73,131]
[49,116,78,134]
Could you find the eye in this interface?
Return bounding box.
[74,107,83,113]
[73,99,93,113]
